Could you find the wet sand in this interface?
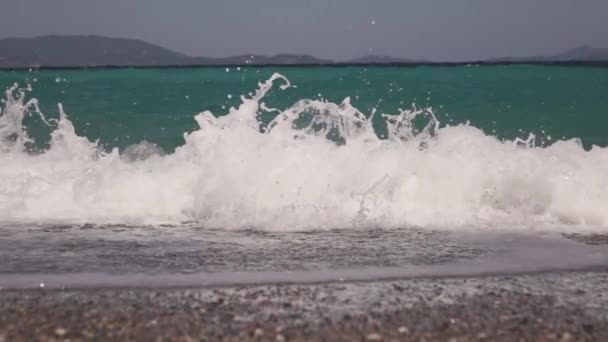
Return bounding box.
[1,270,607,341]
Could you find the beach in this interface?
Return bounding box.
[2,270,608,341]
[1,224,607,340]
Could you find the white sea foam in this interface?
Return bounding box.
[0,74,607,231]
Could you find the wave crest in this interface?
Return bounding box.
[0,73,606,231]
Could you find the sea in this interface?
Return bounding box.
[0,65,607,288]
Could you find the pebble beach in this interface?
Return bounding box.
[2,270,607,341]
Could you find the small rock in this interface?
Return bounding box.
[55,328,67,337]
[398,326,409,334]
[366,333,383,341]
[561,332,573,341]
[582,323,594,333]
[393,284,404,292]
[276,334,285,341]
[254,328,264,338]
[477,332,487,339]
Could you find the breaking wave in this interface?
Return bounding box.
[1,74,607,231]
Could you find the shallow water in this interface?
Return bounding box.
[1,225,606,288]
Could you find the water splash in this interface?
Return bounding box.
[0,74,606,231]
[0,83,52,152]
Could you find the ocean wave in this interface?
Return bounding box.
[0,74,606,231]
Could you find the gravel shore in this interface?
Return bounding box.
[1,270,608,341]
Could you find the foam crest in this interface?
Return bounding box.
[0,74,606,231]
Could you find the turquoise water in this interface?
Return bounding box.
[1,65,608,230]
[2,65,607,151]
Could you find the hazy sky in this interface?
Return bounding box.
[1,0,607,61]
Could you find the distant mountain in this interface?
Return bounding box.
[490,46,608,63]
[195,54,332,65]
[0,36,334,68]
[549,46,608,61]
[346,54,421,64]
[0,35,606,68]
[0,35,194,67]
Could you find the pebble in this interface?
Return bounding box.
[366,333,383,341]
[398,326,409,334]
[54,327,67,336]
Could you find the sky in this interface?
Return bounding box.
[1,0,607,61]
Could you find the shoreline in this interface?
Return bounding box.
[2,269,607,341]
[2,263,608,291]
